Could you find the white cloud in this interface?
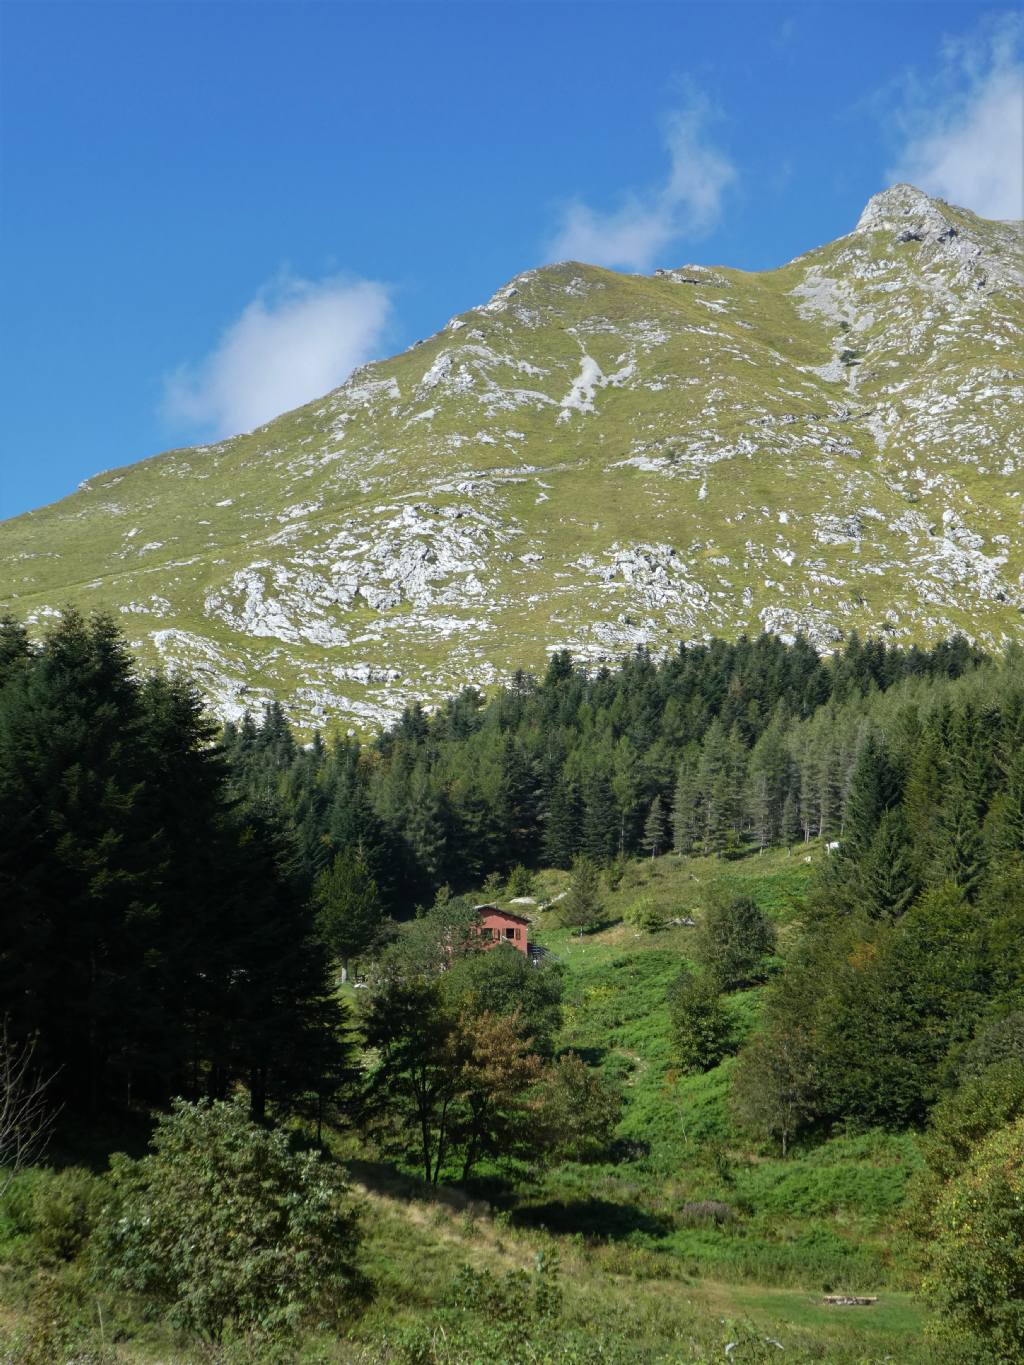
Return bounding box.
[163,274,393,436]
[546,94,736,272]
[888,15,1023,220]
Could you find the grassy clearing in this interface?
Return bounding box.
[468,847,923,1302]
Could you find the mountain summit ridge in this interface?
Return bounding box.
[2,185,1022,729]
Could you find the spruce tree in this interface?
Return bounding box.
[642,795,667,858]
[561,855,601,937]
[860,809,920,919]
[542,775,580,869]
[314,847,385,981]
[671,759,701,854]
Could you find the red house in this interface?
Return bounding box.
[473,904,530,956]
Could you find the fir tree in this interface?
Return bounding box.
[671,758,701,854]
[642,795,667,858]
[542,776,580,869]
[561,855,602,938]
[860,809,920,919]
[314,847,385,981]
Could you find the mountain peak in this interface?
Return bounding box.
[854,183,959,242]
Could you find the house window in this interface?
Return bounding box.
[505,927,515,939]
[481,927,493,941]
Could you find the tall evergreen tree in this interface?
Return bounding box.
[542,775,580,869]
[314,847,385,982]
[580,772,618,865]
[671,757,701,854]
[642,795,667,858]
[860,809,920,919]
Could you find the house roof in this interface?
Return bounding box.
[472,903,532,925]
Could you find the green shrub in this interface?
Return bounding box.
[667,968,732,1073]
[926,1116,1024,1360]
[448,1250,561,1322]
[505,864,535,898]
[693,894,776,990]
[29,1167,105,1263]
[532,1054,622,1162]
[0,1165,105,1263]
[0,1265,119,1365]
[624,896,663,932]
[92,1096,362,1343]
[924,1058,1024,1184]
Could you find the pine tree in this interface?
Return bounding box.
[581,772,618,865]
[748,722,790,850]
[561,855,602,937]
[780,788,802,846]
[0,616,32,684]
[706,767,739,856]
[642,795,667,858]
[860,809,920,919]
[841,733,900,859]
[671,758,701,854]
[314,847,385,981]
[542,776,580,869]
[403,764,449,888]
[903,729,949,884]
[942,779,987,901]
[0,610,149,1114]
[987,745,1024,869]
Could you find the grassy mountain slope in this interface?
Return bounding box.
[2,184,1022,729]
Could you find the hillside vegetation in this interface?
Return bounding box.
[2,614,1023,1360]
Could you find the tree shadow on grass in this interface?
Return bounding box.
[344,1157,516,1214]
[585,917,619,936]
[510,1197,672,1242]
[556,1044,607,1067]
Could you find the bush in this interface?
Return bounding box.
[442,944,564,1053]
[532,1053,622,1162]
[677,1200,736,1226]
[448,1251,561,1322]
[926,1116,1024,1360]
[667,968,732,1073]
[624,896,663,933]
[1,1165,105,1263]
[693,895,775,990]
[30,1167,105,1263]
[923,1058,1024,1185]
[955,1011,1024,1081]
[505,864,535,898]
[93,1096,362,1343]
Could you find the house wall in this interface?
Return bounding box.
[474,907,529,956]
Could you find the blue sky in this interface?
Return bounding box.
[2,1,1021,519]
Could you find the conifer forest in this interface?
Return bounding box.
[2,610,1022,1361]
